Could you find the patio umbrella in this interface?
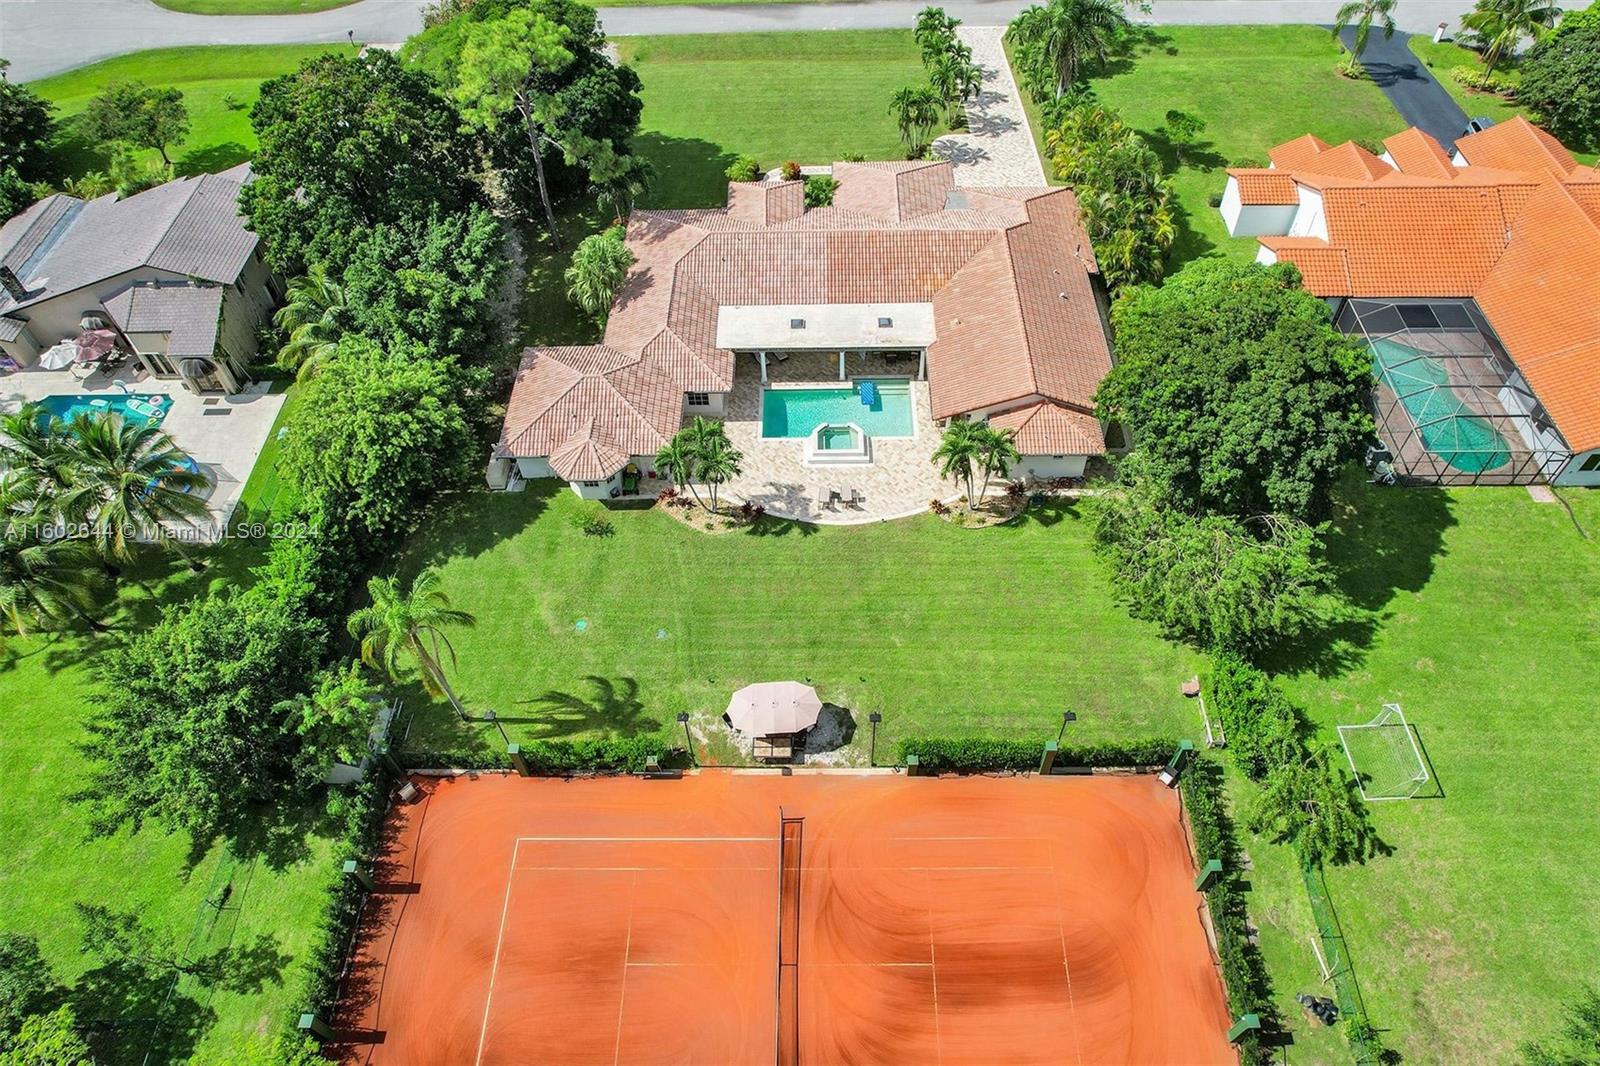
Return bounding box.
[72,328,119,363]
[725,681,823,737]
[38,342,77,370]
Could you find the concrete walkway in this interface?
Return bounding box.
[1339,27,1469,149]
[932,26,1046,186]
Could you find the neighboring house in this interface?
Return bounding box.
[491,160,1115,499]
[0,163,278,393]
[1220,117,1600,487]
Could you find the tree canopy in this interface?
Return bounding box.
[1006,0,1132,100]
[0,60,56,186]
[242,50,481,274]
[1097,260,1374,521]
[564,224,634,323]
[79,81,189,165]
[1519,15,1600,146]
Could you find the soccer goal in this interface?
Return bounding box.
[1338,704,1429,801]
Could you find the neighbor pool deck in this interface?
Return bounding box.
[3,365,285,541]
[720,351,959,523]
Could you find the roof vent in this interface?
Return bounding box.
[790,318,806,329]
[877,317,893,328]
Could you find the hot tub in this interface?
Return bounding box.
[803,422,871,465]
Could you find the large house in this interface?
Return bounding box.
[1220,116,1600,486]
[490,160,1115,502]
[492,160,1120,499]
[0,163,278,394]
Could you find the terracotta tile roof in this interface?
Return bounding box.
[727,180,805,225]
[500,163,1113,471]
[1269,133,1333,170]
[1383,128,1455,179]
[1455,115,1577,178]
[1319,185,1511,296]
[1229,169,1300,206]
[1259,237,1353,294]
[988,400,1105,455]
[1473,181,1600,452]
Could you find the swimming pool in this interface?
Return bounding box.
[34,393,171,430]
[1370,339,1510,473]
[761,378,913,439]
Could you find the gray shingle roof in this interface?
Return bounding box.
[0,164,256,319]
[101,281,225,358]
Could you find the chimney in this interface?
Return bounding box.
[0,266,28,302]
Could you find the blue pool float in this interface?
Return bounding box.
[858,379,878,407]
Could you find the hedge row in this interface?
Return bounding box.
[1180,756,1278,1065]
[400,737,685,774]
[895,735,1179,772]
[284,770,392,1035]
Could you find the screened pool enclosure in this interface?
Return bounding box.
[1335,298,1570,485]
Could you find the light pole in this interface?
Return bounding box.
[483,709,510,747]
[868,712,882,767]
[677,712,694,765]
[1057,710,1077,744]
[346,29,357,50]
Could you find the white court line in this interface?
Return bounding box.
[475,838,522,1066]
[514,835,770,842]
[611,872,637,1066]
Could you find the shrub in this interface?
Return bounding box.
[1207,190,1223,208]
[1228,155,1267,168]
[803,174,839,207]
[928,498,950,515]
[1451,64,1518,95]
[725,155,761,182]
[779,160,802,181]
[895,736,1178,772]
[581,513,614,537]
[1209,654,1304,781]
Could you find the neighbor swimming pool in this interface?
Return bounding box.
[761,378,913,439]
[34,393,170,430]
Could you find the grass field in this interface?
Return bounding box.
[395,486,1204,761]
[617,32,924,206]
[28,44,348,180]
[151,0,356,12]
[1011,26,1402,268]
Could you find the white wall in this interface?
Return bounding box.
[1555,450,1600,486]
[1018,455,1088,479]
[515,457,554,479]
[1219,177,1298,237]
[0,322,39,366]
[684,391,727,416]
[1288,186,1328,239]
[1255,244,1280,267]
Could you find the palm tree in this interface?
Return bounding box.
[0,404,74,513]
[0,483,103,642]
[56,414,211,572]
[1006,0,1132,100]
[564,227,636,324]
[697,434,744,514]
[1462,0,1561,81]
[655,434,704,508]
[932,419,982,503]
[974,425,1022,502]
[347,567,478,722]
[915,6,962,61]
[927,51,981,128]
[273,264,347,382]
[888,85,944,158]
[1332,0,1398,73]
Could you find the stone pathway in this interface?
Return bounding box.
[932,26,1047,187]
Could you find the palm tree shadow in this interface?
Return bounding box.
[512,675,661,738]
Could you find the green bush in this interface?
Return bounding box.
[803,174,839,207]
[779,160,802,181]
[725,154,761,182]
[1181,757,1278,1064]
[895,735,1178,772]
[1209,654,1304,781]
[1451,64,1518,95]
[400,737,681,774]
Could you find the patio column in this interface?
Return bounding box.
[758,350,769,384]
[918,348,927,380]
[838,350,846,380]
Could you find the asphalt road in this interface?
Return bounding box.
[1338,26,1470,148]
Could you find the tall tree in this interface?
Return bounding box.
[1519,14,1600,144]
[1006,0,1132,100]
[56,414,211,570]
[932,419,982,502]
[1332,0,1398,72]
[0,59,57,185]
[1462,0,1563,79]
[272,264,348,381]
[451,6,577,246]
[79,81,189,165]
[973,424,1021,501]
[654,435,703,506]
[564,225,634,324]
[0,405,74,510]
[888,85,944,157]
[1096,260,1374,521]
[243,50,480,274]
[697,433,744,514]
[0,933,58,1039]
[347,567,477,721]
[914,6,962,61]
[0,510,102,641]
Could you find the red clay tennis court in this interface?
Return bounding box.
[336,772,1234,1065]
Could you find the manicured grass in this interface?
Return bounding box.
[618,32,924,206]
[152,0,357,12]
[1011,26,1402,268]
[396,486,1204,760]
[29,44,348,180]
[1268,482,1600,1061]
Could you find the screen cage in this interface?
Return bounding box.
[1336,298,1571,486]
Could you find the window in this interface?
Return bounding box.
[790,318,806,329]
[687,392,710,407]
[581,480,601,487]
[1580,453,1600,473]
[877,317,893,328]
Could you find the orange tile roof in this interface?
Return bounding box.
[1319,185,1511,296]
[1455,115,1577,178]
[988,400,1105,455]
[1230,169,1300,206]
[1259,237,1353,294]
[1269,133,1333,170]
[1383,128,1455,180]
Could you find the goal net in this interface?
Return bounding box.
[1338,704,1429,801]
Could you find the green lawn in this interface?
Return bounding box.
[1011,26,1403,268]
[395,486,1204,761]
[152,0,357,12]
[618,32,924,206]
[1274,482,1600,1062]
[29,44,348,180]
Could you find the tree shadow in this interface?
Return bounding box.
[407,482,556,574]
[1006,494,1082,528]
[631,131,738,209]
[512,675,661,739]
[71,958,216,1066]
[176,141,251,177]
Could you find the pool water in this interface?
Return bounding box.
[816,426,858,451]
[35,393,170,430]
[1370,339,1511,473]
[761,378,913,439]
